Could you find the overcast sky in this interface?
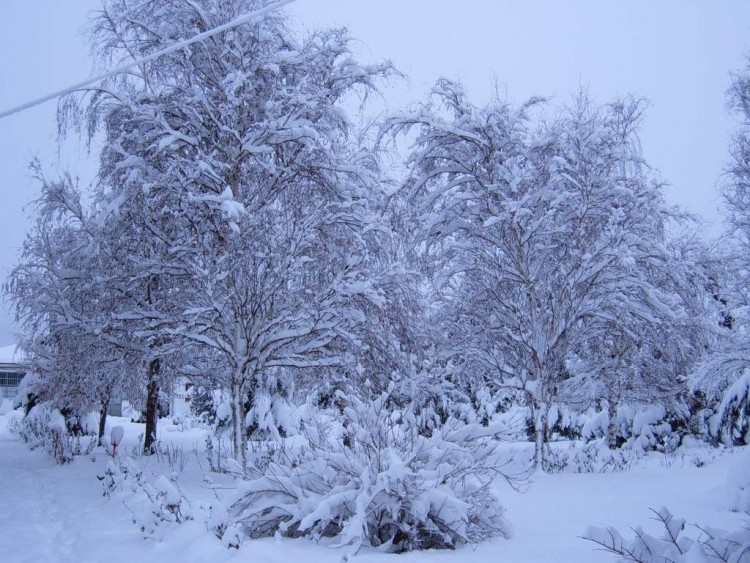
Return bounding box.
[0,0,749,346]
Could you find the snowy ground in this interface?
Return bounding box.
[0,411,746,563]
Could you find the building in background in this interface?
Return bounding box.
[0,344,28,414]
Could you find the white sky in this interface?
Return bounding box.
[0,0,749,346]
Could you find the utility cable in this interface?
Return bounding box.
[0,0,296,121]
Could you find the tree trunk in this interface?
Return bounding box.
[229,377,247,469]
[97,398,109,447]
[143,358,160,455]
[534,401,549,471]
[607,398,619,450]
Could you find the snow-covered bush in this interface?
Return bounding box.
[584,452,750,561]
[187,385,223,426]
[12,371,40,413]
[428,380,533,443]
[626,405,684,454]
[712,370,750,446]
[11,403,62,455]
[531,401,698,473]
[464,385,511,427]
[98,456,144,497]
[244,386,300,441]
[686,390,715,443]
[231,392,513,553]
[559,403,686,454]
[544,436,719,475]
[544,440,634,473]
[10,402,96,464]
[98,456,192,540]
[206,502,241,549]
[548,404,586,441]
[583,506,750,562]
[131,474,193,538]
[205,400,234,473]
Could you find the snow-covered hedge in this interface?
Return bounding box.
[231,392,513,553]
[550,403,685,454]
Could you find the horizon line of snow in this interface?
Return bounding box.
[0,0,297,121]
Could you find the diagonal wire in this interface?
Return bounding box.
[0,0,296,121]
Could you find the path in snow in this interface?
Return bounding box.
[0,415,180,563]
[0,430,80,562]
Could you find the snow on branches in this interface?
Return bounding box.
[231,391,513,553]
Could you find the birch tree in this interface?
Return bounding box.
[6,169,127,446]
[690,56,750,441]
[389,83,682,468]
[80,0,391,463]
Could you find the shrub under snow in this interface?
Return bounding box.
[11,402,96,463]
[712,370,750,446]
[550,402,685,455]
[98,457,193,540]
[231,392,513,553]
[583,453,750,562]
[583,505,750,563]
[544,440,634,473]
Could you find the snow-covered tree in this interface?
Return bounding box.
[388,84,685,468]
[76,0,392,463]
[563,233,717,449]
[689,56,750,444]
[6,167,125,446]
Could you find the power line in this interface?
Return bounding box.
[0,0,296,121]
